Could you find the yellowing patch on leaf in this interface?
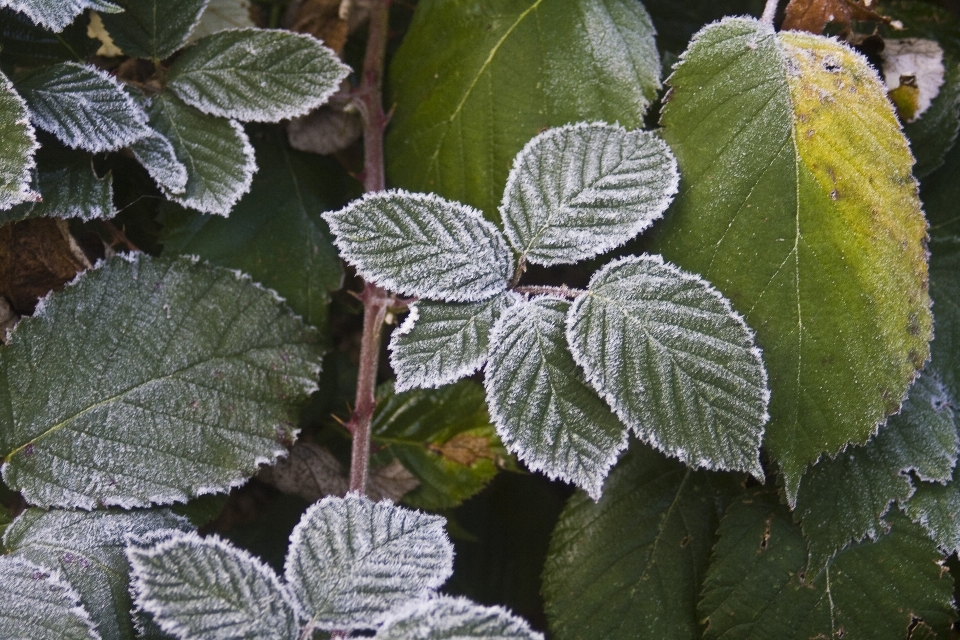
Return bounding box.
[429,433,495,467]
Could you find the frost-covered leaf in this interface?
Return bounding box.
[0,8,99,66]
[906,465,960,555]
[131,131,188,195]
[129,531,301,640]
[485,297,626,500]
[795,372,958,568]
[371,381,512,511]
[653,18,931,501]
[99,0,208,61]
[0,556,100,639]
[0,255,321,509]
[0,70,37,210]
[14,63,149,153]
[882,38,946,123]
[699,490,956,639]
[500,123,678,266]
[543,445,741,640]
[5,508,192,640]
[324,191,512,302]
[0,0,119,31]
[567,255,768,477]
[189,0,254,41]
[930,237,960,401]
[375,596,543,640]
[168,28,349,123]
[389,294,516,392]
[905,55,960,178]
[284,494,452,631]
[145,92,255,215]
[386,0,661,221]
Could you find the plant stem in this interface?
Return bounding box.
[513,285,586,299]
[761,0,780,26]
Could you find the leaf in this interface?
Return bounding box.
[0,0,120,32]
[699,490,957,639]
[99,0,208,61]
[0,556,100,639]
[189,0,254,41]
[374,596,543,640]
[386,0,661,221]
[782,0,883,34]
[904,55,960,178]
[794,372,958,568]
[542,445,741,640]
[652,18,931,501]
[567,255,769,477]
[642,0,764,55]
[145,92,255,215]
[905,465,960,555]
[930,237,960,401]
[3,148,114,224]
[881,38,947,123]
[131,131,189,195]
[0,8,100,67]
[14,62,149,153]
[167,28,349,123]
[0,70,37,211]
[922,142,960,238]
[128,531,301,640]
[371,380,512,511]
[324,190,513,302]
[0,254,322,509]
[5,508,192,640]
[284,494,454,631]
[485,297,627,500]
[389,294,516,392]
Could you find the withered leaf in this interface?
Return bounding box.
[783,0,885,34]
[429,433,495,467]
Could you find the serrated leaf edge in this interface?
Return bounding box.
[0,70,39,209]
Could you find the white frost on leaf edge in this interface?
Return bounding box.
[0,0,120,32]
[0,70,39,210]
[374,595,544,640]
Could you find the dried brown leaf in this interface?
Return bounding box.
[783,0,885,34]
[429,433,496,467]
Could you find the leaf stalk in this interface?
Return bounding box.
[761,0,780,26]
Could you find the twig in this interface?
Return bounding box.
[761,0,780,26]
[513,285,586,299]
[100,220,139,253]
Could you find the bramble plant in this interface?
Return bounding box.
[1,0,960,638]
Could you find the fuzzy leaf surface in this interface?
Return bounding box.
[543,445,741,640]
[168,28,349,123]
[375,596,543,640]
[0,556,99,639]
[0,70,37,210]
[129,531,300,640]
[0,255,322,509]
[501,123,678,266]
[906,465,960,554]
[15,63,149,153]
[324,191,512,302]
[485,297,626,500]
[131,131,189,195]
[0,0,119,31]
[386,0,660,221]
[3,147,114,223]
[99,0,208,60]
[567,255,768,477]
[653,18,931,500]
[389,294,515,392]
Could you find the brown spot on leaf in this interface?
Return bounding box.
[429,433,495,466]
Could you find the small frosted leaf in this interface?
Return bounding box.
[3,159,114,224]
[907,469,960,555]
[168,28,350,123]
[375,596,543,640]
[99,0,208,61]
[567,255,768,477]
[146,92,255,215]
[128,531,301,640]
[0,70,38,210]
[324,190,513,302]
[0,556,100,639]
[389,293,516,392]
[500,122,678,266]
[15,62,149,153]
[284,494,453,631]
[0,255,322,509]
[131,131,189,196]
[0,0,120,31]
[485,298,627,500]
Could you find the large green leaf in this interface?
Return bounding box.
[99,0,207,61]
[930,237,960,401]
[0,255,322,509]
[374,596,543,640]
[543,445,741,640]
[699,490,957,639]
[5,508,192,640]
[653,18,931,500]
[0,70,37,210]
[0,0,119,31]
[0,556,99,639]
[386,0,661,221]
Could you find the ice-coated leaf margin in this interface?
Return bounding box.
[0,556,100,639]
[0,0,120,32]
[0,69,38,210]
[374,596,544,640]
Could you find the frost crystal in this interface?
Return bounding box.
[0,0,120,32]
[0,556,100,639]
[375,596,544,639]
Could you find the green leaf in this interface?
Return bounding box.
[0,556,99,639]
[284,495,453,631]
[375,596,543,640]
[0,255,322,509]
[485,297,626,500]
[501,123,678,266]
[567,255,768,477]
[0,70,37,210]
[904,55,960,178]
[543,445,741,640]
[14,62,150,153]
[795,372,958,569]
[0,8,99,67]
[5,508,192,640]
[643,0,763,54]
[699,490,957,639]
[389,294,516,392]
[128,531,301,640]
[159,128,346,332]
[324,191,513,303]
[905,464,960,555]
[923,137,960,238]
[99,0,208,61]
[930,237,960,402]
[653,18,932,501]
[145,92,255,215]
[168,28,349,123]
[386,0,661,221]
[189,0,254,41]
[371,380,512,511]
[131,131,188,195]
[0,0,119,31]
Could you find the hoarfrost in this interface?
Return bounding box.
[375,596,544,640]
[0,69,38,210]
[130,131,189,196]
[0,555,100,639]
[0,0,120,32]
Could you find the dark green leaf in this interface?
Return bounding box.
[904,56,960,178]
[930,237,960,401]
[0,70,37,210]
[0,8,99,67]
[375,596,543,640]
[2,150,113,224]
[0,556,99,639]
[131,131,188,196]
[0,0,120,32]
[906,464,960,555]
[99,0,207,61]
